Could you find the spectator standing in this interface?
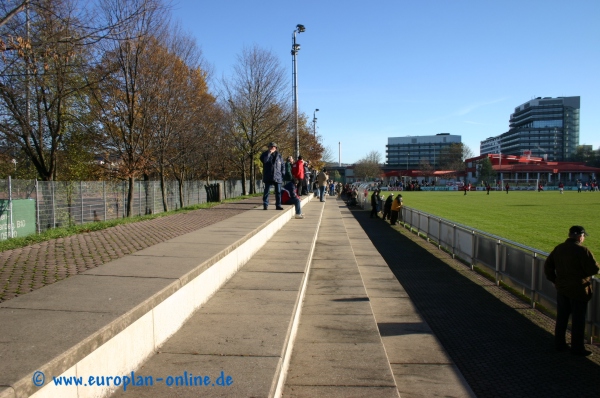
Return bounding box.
[284,156,294,183]
[383,193,394,220]
[390,194,403,225]
[544,226,599,356]
[316,168,328,202]
[302,159,310,195]
[370,189,380,218]
[260,142,285,210]
[292,156,305,196]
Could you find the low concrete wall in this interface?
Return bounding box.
[0,198,310,398]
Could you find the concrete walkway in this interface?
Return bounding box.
[3,192,597,398]
[109,198,472,397]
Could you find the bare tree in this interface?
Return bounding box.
[354,150,383,181]
[220,45,291,194]
[0,0,93,181]
[89,0,167,216]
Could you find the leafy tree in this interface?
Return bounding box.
[572,145,599,167]
[477,157,496,184]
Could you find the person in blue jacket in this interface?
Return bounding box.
[260,142,285,210]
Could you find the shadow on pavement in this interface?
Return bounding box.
[349,205,600,398]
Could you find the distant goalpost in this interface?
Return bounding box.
[498,178,540,191]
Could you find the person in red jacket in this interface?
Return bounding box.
[292,156,305,196]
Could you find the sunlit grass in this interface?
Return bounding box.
[392,190,600,254]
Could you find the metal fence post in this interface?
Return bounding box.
[495,239,501,286]
[52,180,56,228]
[437,218,441,249]
[80,181,84,225]
[471,230,476,270]
[531,252,537,309]
[35,180,40,234]
[138,179,141,216]
[451,224,456,259]
[8,176,13,238]
[103,181,107,221]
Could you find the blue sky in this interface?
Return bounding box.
[171,0,599,164]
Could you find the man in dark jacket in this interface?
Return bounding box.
[544,226,599,356]
[260,142,285,210]
[284,156,294,183]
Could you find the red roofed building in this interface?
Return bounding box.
[465,153,599,185]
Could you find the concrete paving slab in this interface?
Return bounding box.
[83,255,202,278]
[308,268,362,281]
[391,363,474,398]
[301,294,373,315]
[221,271,303,291]
[0,308,122,389]
[363,286,409,298]
[309,258,357,269]
[383,333,454,364]
[110,353,279,398]
[294,314,383,344]
[131,242,228,258]
[282,385,399,398]
[0,275,175,314]
[285,342,396,387]
[157,313,291,357]
[242,259,307,273]
[197,287,299,316]
[305,283,367,296]
[370,297,420,316]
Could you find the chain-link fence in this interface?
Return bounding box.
[0,178,261,236]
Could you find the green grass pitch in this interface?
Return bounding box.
[390,189,600,255]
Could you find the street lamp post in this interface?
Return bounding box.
[313,108,319,137]
[292,24,305,159]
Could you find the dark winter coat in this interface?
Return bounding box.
[260,150,284,183]
[544,238,599,301]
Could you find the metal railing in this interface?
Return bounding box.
[399,206,599,343]
[1,179,261,236]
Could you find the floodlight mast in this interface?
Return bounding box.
[292,24,305,159]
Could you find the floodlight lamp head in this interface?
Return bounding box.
[296,24,305,33]
[293,43,301,51]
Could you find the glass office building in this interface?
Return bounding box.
[480,96,580,161]
[386,134,461,169]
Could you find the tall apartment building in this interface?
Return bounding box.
[386,134,461,169]
[480,96,580,161]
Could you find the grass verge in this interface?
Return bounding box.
[0,194,262,253]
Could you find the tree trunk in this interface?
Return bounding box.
[160,172,168,212]
[178,177,185,208]
[249,152,256,194]
[241,158,247,195]
[127,176,135,217]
